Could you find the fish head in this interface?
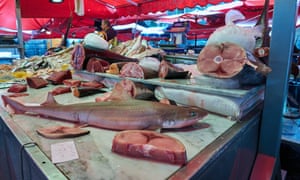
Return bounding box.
[161,107,208,129]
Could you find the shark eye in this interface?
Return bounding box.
[190,111,197,117]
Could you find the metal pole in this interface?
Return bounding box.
[15,0,25,59]
[259,0,297,158]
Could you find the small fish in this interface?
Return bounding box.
[1,93,208,130]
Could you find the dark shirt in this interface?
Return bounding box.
[105,27,117,41]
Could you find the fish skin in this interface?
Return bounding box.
[1,93,208,130]
[255,0,270,47]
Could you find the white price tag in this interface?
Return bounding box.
[51,141,79,163]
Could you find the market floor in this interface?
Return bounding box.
[280,141,300,180]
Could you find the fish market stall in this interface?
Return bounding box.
[0,83,262,179]
[2,0,292,178]
[0,6,277,180]
[0,40,265,179]
[0,6,270,179]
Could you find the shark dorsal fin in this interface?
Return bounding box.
[41,92,58,106]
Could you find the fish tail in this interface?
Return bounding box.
[255,0,270,48]
[1,95,26,114]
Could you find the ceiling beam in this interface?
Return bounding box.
[95,0,116,9]
[127,0,138,6]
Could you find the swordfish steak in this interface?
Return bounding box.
[1,94,208,130]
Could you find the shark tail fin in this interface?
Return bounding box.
[225,9,245,25]
[1,95,26,114]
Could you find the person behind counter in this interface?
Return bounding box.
[101,19,117,41]
[100,19,117,47]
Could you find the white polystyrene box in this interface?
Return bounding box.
[83,33,108,50]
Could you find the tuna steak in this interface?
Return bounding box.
[1,94,207,130]
[112,130,187,165]
[197,42,247,78]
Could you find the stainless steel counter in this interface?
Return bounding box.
[164,54,197,65]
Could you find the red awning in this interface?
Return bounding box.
[19,0,235,18]
[0,0,283,40]
[114,0,234,17]
[113,13,166,25]
[19,0,118,18]
[244,0,274,6]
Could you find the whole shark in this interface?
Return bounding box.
[1,93,208,130]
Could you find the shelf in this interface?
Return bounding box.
[75,70,264,98]
[0,44,22,48]
[164,54,197,64]
[0,1,25,58]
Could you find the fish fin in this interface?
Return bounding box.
[168,99,177,106]
[225,9,245,25]
[145,124,163,132]
[154,128,162,133]
[253,24,264,37]
[74,123,89,128]
[41,92,58,106]
[159,98,177,105]
[1,95,8,107]
[1,95,26,114]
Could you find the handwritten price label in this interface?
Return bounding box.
[51,141,79,163]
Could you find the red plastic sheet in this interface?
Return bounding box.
[0,0,49,33]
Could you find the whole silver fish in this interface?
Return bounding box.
[1,93,208,130]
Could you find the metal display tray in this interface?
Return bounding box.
[75,70,264,98]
